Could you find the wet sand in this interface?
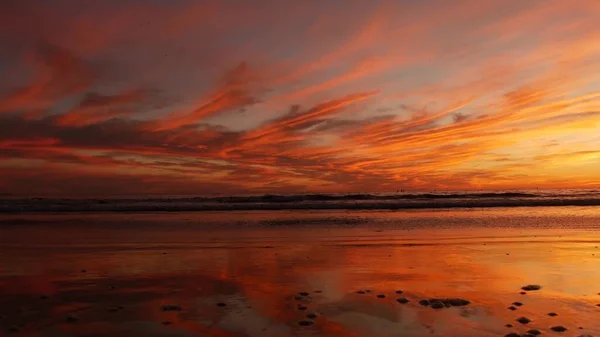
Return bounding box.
[1,207,600,336]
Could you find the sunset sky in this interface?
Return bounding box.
[1,0,599,197]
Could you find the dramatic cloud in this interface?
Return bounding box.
[1,0,599,196]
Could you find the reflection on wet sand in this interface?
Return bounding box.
[1,209,600,336]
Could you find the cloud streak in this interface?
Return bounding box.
[0,0,599,196]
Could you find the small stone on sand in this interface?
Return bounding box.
[298,292,309,296]
[306,313,318,319]
[397,297,409,304]
[356,291,366,294]
[547,312,558,316]
[161,305,182,312]
[376,294,386,298]
[396,290,403,294]
[430,301,444,309]
[550,326,567,332]
[81,269,86,273]
[521,285,541,291]
[419,299,430,306]
[505,324,513,328]
[297,305,307,311]
[527,329,541,335]
[298,320,314,326]
[508,306,517,311]
[520,292,527,295]
[505,333,520,337]
[216,303,226,307]
[516,317,531,324]
[161,321,172,325]
[444,298,470,306]
[512,302,523,306]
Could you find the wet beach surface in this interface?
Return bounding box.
[1,207,600,336]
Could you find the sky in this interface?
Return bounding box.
[0,0,599,197]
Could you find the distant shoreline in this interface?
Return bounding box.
[1,193,600,213]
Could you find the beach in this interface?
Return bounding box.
[1,207,599,336]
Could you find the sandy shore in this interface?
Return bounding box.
[1,208,600,336]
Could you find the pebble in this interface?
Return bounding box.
[520,292,527,295]
[430,301,445,309]
[419,299,430,306]
[508,306,517,311]
[397,297,409,304]
[298,320,314,326]
[356,291,366,294]
[297,305,307,311]
[505,324,513,328]
[81,269,87,273]
[306,313,318,319]
[396,290,403,294]
[161,305,182,312]
[512,302,523,306]
[516,317,531,324]
[376,294,386,299]
[298,292,309,297]
[550,326,567,332]
[521,285,541,291]
[505,333,520,337]
[527,329,541,335]
[216,303,226,307]
[547,312,558,316]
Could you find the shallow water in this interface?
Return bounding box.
[1,207,600,336]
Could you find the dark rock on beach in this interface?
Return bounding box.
[505,324,513,328]
[376,294,386,298]
[520,292,527,295]
[356,291,366,294]
[66,314,79,323]
[161,305,182,312]
[419,299,430,306]
[527,329,541,335]
[306,313,318,319]
[396,290,403,294]
[508,306,517,311]
[505,333,520,337]
[547,312,558,316]
[430,301,445,309]
[521,285,541,291]
[216,302,226,307]
[298,292,310,297]
[297,305,307,311]
[298,320,314,326]
[512,302,523,306]
[397,297,409,304]
[516,317,531,324]
[550,326,567,332]
[161,321,172,325]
